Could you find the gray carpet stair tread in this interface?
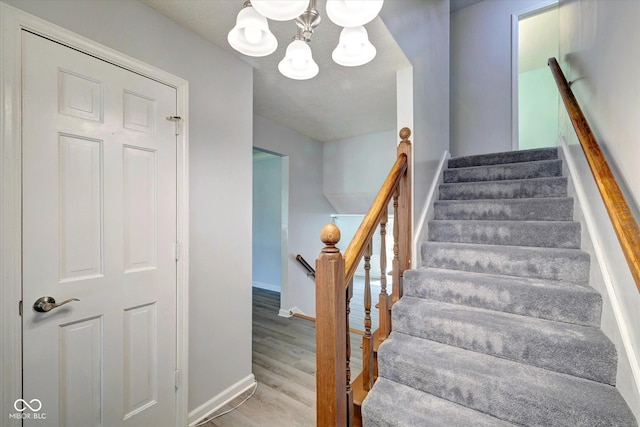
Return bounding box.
[377,332,637,427]
[421,241,590,284]
[428,219,581,248]
[433,197,574,221]
[439,176,568,200]
[362,147,637,425]
[448,147,558,168]
[403,268,602,327]
[361,378,517,427]
[392,296,616,384]
[444,159,563,183]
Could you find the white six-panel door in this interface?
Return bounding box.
[22,31,177,426]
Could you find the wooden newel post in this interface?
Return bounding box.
[316,224,348,426]
[396,127,412,301]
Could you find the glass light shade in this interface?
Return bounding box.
[332,26,376,67]
[227,6,278,57]
[251,0,310,21]
[278,40,319,80]
[326,0,383,27]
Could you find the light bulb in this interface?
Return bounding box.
[252,0,309,21]
[326,0,384,27]
[343,0,359,10]
[278,40,319,80]
[292,57,307,70]
[332,26,376,67]
[244,27,262,44]
[345,41,361,56]
[227,6,277,57]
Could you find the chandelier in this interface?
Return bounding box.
[227,0,384,80]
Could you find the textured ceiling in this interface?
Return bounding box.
[143,0,410,142]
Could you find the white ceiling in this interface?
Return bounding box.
[142,0,410,142]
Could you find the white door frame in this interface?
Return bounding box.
[0,3,189,426]
[511,0,559,150]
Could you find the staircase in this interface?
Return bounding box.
[361,147,638,426]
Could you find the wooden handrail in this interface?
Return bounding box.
[343,153,407,285]
[315,128,412,426]
[548,57,640,292]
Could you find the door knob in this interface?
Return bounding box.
[33,296,80,313]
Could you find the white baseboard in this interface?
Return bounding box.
[252,281,281,293]
[278,306,304,318]
[560,138,640,411]
[414,150,450,266]
[188,374,256,426]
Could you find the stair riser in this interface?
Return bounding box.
[392,297,617,385]
[421,243,590,284]
[428,220,581,249]
[439,177,568,200]
[403,269,602,327]
[434,198,574,221]
[444,159,562,183]
[448,147,558,168]
[377,333,636,427]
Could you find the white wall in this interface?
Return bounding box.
[451,0,545,156]
[253,153,283,292]
[380,0,450,269]
[323,130,397,214]
[3,0,254,417]
[558,0,640,417]
[253,115,335,317]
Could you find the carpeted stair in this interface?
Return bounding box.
[361,147,638,426]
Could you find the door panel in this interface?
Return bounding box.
[22,31,177,426]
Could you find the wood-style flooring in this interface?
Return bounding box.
[201,287,363,426]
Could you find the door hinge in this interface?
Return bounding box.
[175,370,180,390]
[174,243,180,261]
[166,116,182,136]
[19,300,23,317]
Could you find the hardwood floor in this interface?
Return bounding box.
[201,287,362,426]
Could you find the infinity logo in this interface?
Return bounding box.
[14,398,42,412]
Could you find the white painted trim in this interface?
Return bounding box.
[280,155,290,317]
[0,4,24,424]
[252,281,281,293]
[560,137,640,399]
[278,309,294,318]
[413,150,450,266]
[0,3,190,425]
[511,12,520,151]
[278,306,304,318]
[511,0,559,151]
[175,72,190,427]
[188,374,256,426]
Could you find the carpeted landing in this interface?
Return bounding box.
[361,147,638,426]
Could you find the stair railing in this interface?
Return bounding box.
[296,254,316,278]
[548,57,640,292]
[315,128,412,426]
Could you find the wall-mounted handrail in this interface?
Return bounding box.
[548,57,640,293]
[296,254,315,277]
[315,128,412,426]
